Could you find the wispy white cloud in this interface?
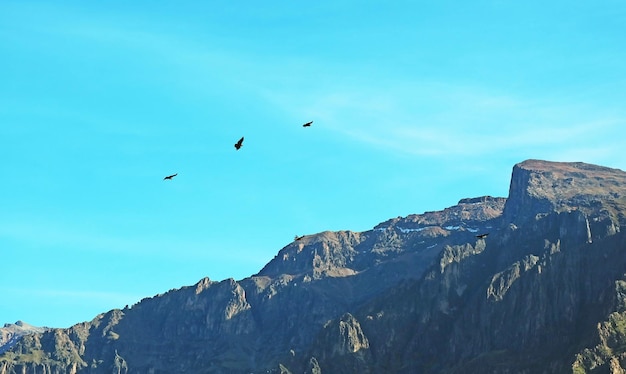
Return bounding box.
[260,79,626,167]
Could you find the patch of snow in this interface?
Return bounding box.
[444,225,461,231]
[467,228,479,233]
[397,226,427,233]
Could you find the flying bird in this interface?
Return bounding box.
[302,121,313,127]
[234,136,244,150]
[294,235,305,241]
[476,233,489,239]
[163,173,178,180]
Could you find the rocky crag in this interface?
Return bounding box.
[0,322,47,355]
[2,159,626,373]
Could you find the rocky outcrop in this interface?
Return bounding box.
[0,322,46,354]
[2,159,626,373]
[258,230,364,279]
[307,313,372,373]
[504,159,626,226]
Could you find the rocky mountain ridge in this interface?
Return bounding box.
[2,159,626,373]
[0,322,46,355]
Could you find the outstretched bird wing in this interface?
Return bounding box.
[163,173,178,180]
[303,121,313,127]
[234,137,244,150]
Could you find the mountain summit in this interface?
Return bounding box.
[2,159,626,373]
[0,322,46,355]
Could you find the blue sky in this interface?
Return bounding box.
[1,1,625,328]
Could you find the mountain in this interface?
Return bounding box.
[0,321,46,355]
[2,159,626,373]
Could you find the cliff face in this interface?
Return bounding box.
[2,159,626,373]
[504,160,626,227]
[0,322,46,355]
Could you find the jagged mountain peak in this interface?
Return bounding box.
[258,196,506,280]
[0,321,47,355]
[193,276,214,294]
[257,230,364,279]
[260,159,626,283]
[4,159,626,373]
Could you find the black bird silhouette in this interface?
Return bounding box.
[476,233,489,239]
[234,136,244,150]
[294,235,305,241]
[163,173,178,180]
[302,121,313,127]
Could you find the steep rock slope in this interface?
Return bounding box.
[287,160,626,373]
[0,322,46,354]
[2,159,626,373]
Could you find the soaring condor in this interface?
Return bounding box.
[234,136,244,150]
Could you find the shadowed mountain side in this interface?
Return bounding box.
[297,213,626,373]
[3,160,626,373]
